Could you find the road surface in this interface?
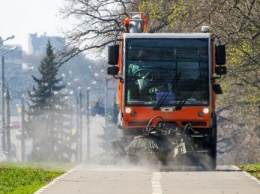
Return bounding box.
[35,164,260,194]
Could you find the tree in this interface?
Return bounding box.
[28,40,76,162]
[59,0,141,62]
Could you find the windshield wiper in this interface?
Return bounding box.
[175,77,201,111]
[153,73,181,110]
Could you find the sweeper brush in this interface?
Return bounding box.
[123,116,177,164]
[108,115,216,169]
[125,134,174,163]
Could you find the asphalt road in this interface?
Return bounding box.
[35,164,260,194]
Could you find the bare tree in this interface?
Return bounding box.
[59,0,177,63]
[59,0,136,62]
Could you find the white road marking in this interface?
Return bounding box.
[151,172,162,194]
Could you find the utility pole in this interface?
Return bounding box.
[21,95,25,161]
[6,85,11,159]
[105,79,108,128]
[86,88,90,160]
[76,89,83,162]
[1,56,6,151]
[76,94,79,162]
[78,89,82,162]
[0,36,15,152]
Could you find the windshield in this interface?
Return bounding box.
[125,38,210,106]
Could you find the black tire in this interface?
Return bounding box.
[199,113,217,171]
[207,113,217,170]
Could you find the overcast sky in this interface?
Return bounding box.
[0,0,71,52]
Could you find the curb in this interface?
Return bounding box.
[34,165,81,194]
[231,165,260,186]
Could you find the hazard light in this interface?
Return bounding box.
[124,12,148,33]
[201,26,210,33]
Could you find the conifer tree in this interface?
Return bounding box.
[28,40,77,162]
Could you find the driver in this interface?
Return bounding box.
[128,49,164,101]
[128,49,149,76]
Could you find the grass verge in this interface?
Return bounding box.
[0,162,76,194]
[238,164,260,180]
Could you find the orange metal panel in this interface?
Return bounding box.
[123,106,211,129]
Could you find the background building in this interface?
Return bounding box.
[28,33,65,55]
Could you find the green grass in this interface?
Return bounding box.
[238,164,260,180]
[0,162,76,194]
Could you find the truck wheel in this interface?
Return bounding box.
[209,126,217,170]
[207,114,217,170]
[201,114,217,171]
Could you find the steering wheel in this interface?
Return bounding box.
[133,69,151,80]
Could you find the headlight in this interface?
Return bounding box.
[125,107,131,113]
[198,108,209,117]
[203,108,209,114]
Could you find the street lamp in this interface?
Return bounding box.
[0,35,15,45]
[1,46,17,151]
[0,35,15,152]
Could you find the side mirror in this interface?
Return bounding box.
[107,66,119,75]
[215,44,226,65]
[212,84,223,94]
[108,45,119,65]
[215,66,227,75]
